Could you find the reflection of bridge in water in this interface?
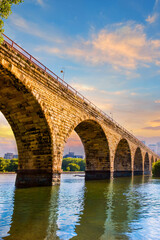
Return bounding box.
[3,175,151,240]
[0,34,159,187]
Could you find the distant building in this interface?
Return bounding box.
[148,144,157,153]
[63,151,83,159]
[63,152,75,158]
[4,153,14,160]
[141,140,146,145]
[3,153,18,159]
[74,154,83,159]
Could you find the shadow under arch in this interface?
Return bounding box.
[144,152,150,174]
[134,147,143,176]
[151,156,154,169]
[72,119,110,180]
[0,65,53,187]
[114,138,132,177]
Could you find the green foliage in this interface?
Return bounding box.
[152,160,160,177]
[0,0,23,43]
[66,166,70,171]
[68,163,80,171]
[62,158,85,171]
[0,157,18,172]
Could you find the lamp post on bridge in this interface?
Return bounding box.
[110,112,113,119]
[60,68,65,80]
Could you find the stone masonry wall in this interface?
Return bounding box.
[0,43,159,187]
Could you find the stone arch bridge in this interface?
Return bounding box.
[0,34,159,187]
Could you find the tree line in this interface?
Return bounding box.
[0,158,18,172]
[62,158,85,171]
[0,157,85,172]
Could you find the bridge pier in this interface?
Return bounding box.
[134,171,143,176]
[15,170,61,188]
[143,171,151,175]
[85,170,110,180]
[113,171,132,177]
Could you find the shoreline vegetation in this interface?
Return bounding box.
[0,171,85,174]
[0,157,85,173]
[152,160,160,177]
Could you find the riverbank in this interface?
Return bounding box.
[0,172,16,174]
[0,171,85,174]
[62,171,85,174]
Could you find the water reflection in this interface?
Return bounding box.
[72,180,107,240]
[1,174,160,240]
[3,186,58,240]
[55,174,85,239]
[1,174,85,240]
[0,174,15,239]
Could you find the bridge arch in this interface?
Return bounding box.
[0,65,54,187]
[114,138,132,177]
[144,152,150,174]
[65,119,110,180]
[134,147,143,175]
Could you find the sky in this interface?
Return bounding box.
[1,0,160,157]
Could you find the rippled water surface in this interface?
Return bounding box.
[0,174,160,240]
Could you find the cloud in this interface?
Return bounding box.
[0,137,17,157]
[0,126,14,138]
[151,119,160,122]
[71,83,96,92]
[131,92,138,96]
[9,14,63,44]
[146,13,158,24]
[9,13,160,73]
[36,0,45,7]
[155,100,160,103]
[35,22,160,72]
[143,126,160,130]
[71,83,137,98]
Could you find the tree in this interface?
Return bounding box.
[5,158,18,172]
[62,157,85,171]
[68,163,80,171]
[152,160,160,177]
[0,0,23,43]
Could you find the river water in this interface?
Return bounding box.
[0,174,160,240]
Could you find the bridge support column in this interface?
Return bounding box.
[134,171,143,176]
[85,170,110,180]
[113,171,132,177]
[143,152,151,175]
[16,170,61,188]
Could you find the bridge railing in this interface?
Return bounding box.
[1,33,156,155]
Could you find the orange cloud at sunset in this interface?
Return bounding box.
[36,22,160,73]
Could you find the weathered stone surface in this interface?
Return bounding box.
[0,42,159,187]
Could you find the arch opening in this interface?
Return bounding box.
[0,66,53,187]
[151,156,154,169]
[0,111,18,159]
[114,139,131,177]
[74,120,110,180]
[62,130,85,172]
[144,152,150,174]
[134,147,143,175]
